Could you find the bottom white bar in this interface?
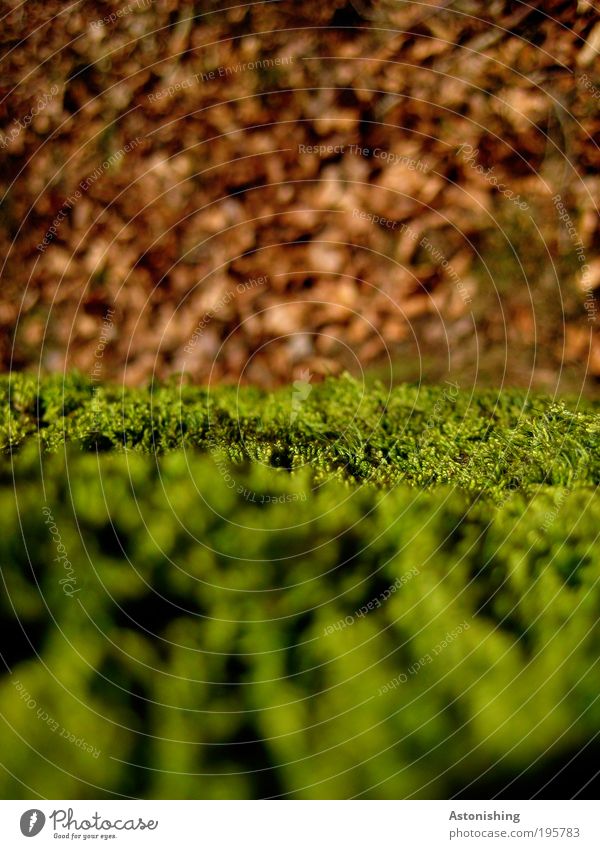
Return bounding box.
[0,800,598,848]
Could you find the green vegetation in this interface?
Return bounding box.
[3,373,600,497]
[1,375,600,798]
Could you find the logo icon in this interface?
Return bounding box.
[290,369,313,424]
[20,810,45,837]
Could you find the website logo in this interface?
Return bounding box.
[290,369,313,424]
[20,810,46,837]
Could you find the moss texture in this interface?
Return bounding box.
[3,373,600,496]
[1,375,600,798]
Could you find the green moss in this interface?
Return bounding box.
[2,373,600,497]
[2,375,600,797]
[0,444,599,798]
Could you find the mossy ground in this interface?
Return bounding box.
[3,372,600,497]
[1,375,600,798]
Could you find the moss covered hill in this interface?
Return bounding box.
[4,372,600,493]
[1,374,600,799]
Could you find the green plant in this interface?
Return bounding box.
[1,434,599,798]
[2,373,600,497]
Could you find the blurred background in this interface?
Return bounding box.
[1,0,600,392]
